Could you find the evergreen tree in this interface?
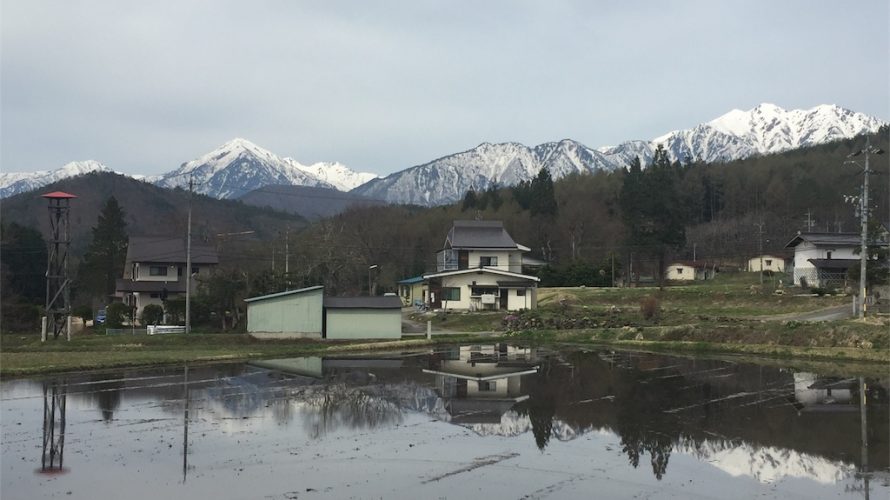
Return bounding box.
[0,222,48,303]
[620,148,687,287]
[78,196,128,299]
[461,190,477,211]
[530,167,558,217]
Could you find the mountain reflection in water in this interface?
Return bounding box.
[1,345,887,499]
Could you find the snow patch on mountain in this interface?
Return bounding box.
[0,160,113,198]
[285,159,378,192]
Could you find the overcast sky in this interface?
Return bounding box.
[2,0,888,176]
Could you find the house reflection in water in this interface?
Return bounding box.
[793,372,856,413]
[423,344,539,424]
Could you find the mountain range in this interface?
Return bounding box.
[1,103,885,206]
[355,103,886,205]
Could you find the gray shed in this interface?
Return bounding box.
[323,296,403,340]
[245,286,324,338]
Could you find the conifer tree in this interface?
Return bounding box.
[78,196,128,299]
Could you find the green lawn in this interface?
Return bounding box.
[0,332,490,377]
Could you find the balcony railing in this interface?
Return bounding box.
[437,249,458,272]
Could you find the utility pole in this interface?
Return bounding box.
[755,221,765,285]
[804,210,815,231]
[185,175,193,334]
[368,264,378,296]
[284,227,290,290]
[846,140,883,319]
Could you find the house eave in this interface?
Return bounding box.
[423,267,540,282]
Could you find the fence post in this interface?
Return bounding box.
[427,320,432,340]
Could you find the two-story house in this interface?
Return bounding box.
[115,236,219,320]
[423,220,540,311]
[785,232,860,288]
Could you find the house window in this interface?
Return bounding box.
[478,381,497,392]
[765,259,772,266]
[676,268,684,274]
[471,287,498,297]
[149,266,168,276]
[826,251,832,259]
[480,256,498,267]
[443,287,461,301]
[150,293,160,299]
[516,288,526,296]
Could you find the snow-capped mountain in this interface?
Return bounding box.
[353,103,886,206]
[153,138,333,198]
[0,160,112,198]
[651,103,886,163]
[152,138,377,198]
[288,160,378,192]
[352,139,620,206]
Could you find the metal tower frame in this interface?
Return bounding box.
[42,191,76,341]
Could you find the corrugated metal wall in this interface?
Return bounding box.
[325,309,401,340]
[246,289,323,336]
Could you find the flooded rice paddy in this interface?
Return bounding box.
[1,345,888,499]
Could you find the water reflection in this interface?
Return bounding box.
[39,380,67,474]
[3,345,888,499]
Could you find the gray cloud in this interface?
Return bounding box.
[2,0,887,175]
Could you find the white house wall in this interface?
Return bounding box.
[748,256,786,272]
[792,242,858,287]
[466,250,517,272]
[506,288,533,310]
[440,272,535,311]
[666,265,696,281]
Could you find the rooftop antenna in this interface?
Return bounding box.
[41,191,76,341]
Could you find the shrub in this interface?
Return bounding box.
[105,302,131,328]
[0,303,43,332]
[141,304,164,326]
[639,296,660,321]
[72,305,93,321]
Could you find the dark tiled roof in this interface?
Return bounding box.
[115,278,186,293]
[785,232,860,248]
[446,220,518,249]
[807,258,859,270]
[126,236,219,264]
[324,296,403,309]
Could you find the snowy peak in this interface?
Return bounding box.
[284,159,378,192]
[654,103,885,163]
[152,138,374,199]
[0,160,112,198]
[351,139,621,205]
[353,103,885,206]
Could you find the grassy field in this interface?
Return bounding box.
[415,272,852,332]
[4,273,886,376]
[0,332,491,377]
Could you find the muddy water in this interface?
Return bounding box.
[1,346,888,499]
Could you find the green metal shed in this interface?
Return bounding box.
[323,296,403,340]
[244,285,324,338]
